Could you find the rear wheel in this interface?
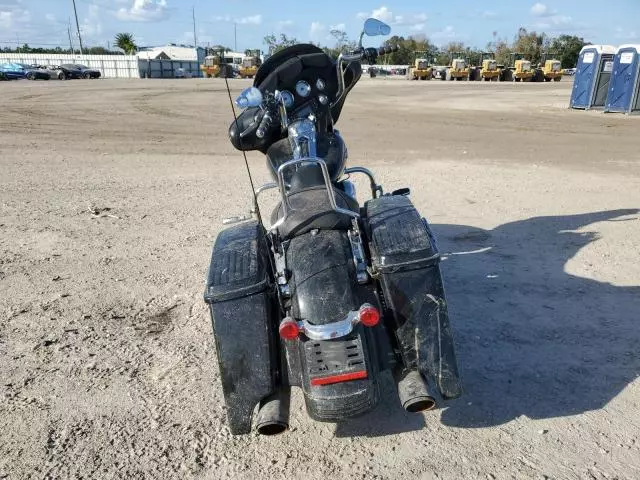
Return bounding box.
[26,72,34,80]
[58,72,67,80]
[554,77,561,82]
[83,72,91,79]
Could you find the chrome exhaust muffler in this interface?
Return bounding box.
[394,369,437,413]
[255,388,291,435]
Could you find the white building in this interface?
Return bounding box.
[137,45,205,63]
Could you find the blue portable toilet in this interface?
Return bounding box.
[570,45,616,109]
[605,45,640,114]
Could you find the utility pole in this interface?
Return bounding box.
[234,23,237,52]
[192,6,197,46]
[71,0,83,55]
[67,19,74,54]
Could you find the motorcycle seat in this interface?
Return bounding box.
[270,185,359,239]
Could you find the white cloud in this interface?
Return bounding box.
[214,14,262,26]
[276,20,295,34]
[531,3,550,17]
[529,3,580,32]
[116,0,168,22]
[431,25,457,43]
[309,21,327,43]
[330,23,346,32]
[237,14,262,25]
[532,14,576,31]
[357,6,428,28]
[81,4,102,38]
[615,27,638,40]
[45,13,56,22]
[0,4,30,30]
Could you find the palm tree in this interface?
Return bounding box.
[114,33,137,55]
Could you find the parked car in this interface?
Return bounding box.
[563,68,576,76]
[0,62,50,80]
[20,64,51,80]
[56,64,101,80]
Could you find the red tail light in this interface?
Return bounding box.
[279,318,300,340]
[359,304,380,327]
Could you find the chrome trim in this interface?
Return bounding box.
[279,283,291,298]
[255,182,278,198]
[344,167,383,198]
[288,118,317,159]
[348,221,369,284]
[222,215,251,225]
[298,310,358,341]
[297,303,375,340]
[271,157,359,231]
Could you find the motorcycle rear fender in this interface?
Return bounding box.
[204,221,277,434]
[283,230,382,419]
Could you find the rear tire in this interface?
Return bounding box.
[26,72,34,80]
[554,77,561,82]
[83,72,91,79]
[58,72,67,80]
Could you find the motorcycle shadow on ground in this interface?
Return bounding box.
[334,208,639,437]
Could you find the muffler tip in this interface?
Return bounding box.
[255,388,290,435]
[402,395,436,413]
[256,421,289,436]
[394,369,438,413]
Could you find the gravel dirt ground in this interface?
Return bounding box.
[1,78,639,480]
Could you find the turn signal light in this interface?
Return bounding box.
[279,317,300,340]
[359,304,380,327]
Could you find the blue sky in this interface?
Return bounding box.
[1,0,638,51]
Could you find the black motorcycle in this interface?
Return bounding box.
[204,18,462,435]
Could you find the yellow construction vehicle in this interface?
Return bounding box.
[238,49,262,79]
[540,53,563,82]
[449,52,469,81]
[509,53,534,82]
[480,52,500,81]
[407,51,433,80]
[200,48,234,78]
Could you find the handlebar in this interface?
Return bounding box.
[256,110,273,139]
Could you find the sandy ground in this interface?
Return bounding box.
[1,77,639,480]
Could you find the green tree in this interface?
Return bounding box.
[549,35,588,68]
[264,34,298,55]
[494,39,513,66]
[114,33,137,55]
[513,28,546,64]
[381,35,437,65]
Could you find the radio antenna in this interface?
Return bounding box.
[223,76,263,226]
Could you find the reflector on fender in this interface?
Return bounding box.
[359,304,380,327]
[279,317,300,340]
[310,370,368,386]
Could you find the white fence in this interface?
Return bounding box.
[0,53,140,78]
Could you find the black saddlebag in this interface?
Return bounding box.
[204,221,276,434]
[364,195,462,400]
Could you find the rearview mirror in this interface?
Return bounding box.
[235,87,263,109]
[363,18,391,37]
